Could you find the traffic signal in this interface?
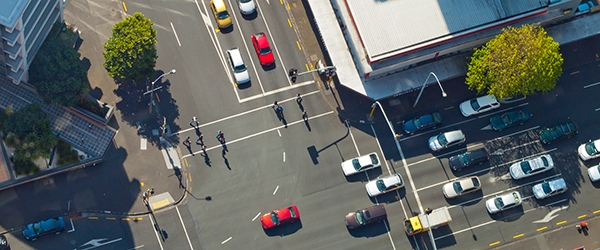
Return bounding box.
[288,68,298,83]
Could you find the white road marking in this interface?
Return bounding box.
[68,218,75,233]
[170,22,181,46]
[147,214,165,250]
[584,81,600,88]
[277,129,281,137]
[175,206,194,250]
[283,152,286,162]
[533,204,568,223]
[221,237,232,244]
[595,108,600,112]
[487,126,540,142]
[273,185,279,195]
[347,120,360,156]
[252,212,261,221]
[238,80,315,103]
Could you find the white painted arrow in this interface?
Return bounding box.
[481,124,493,130]
[533,205,569,224]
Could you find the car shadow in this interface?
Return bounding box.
[220,25,234,34]
[444,189,483,206]
[347,218,390,237]
[451,162,491,177]
[241,11,258,20]
[488,206,524,222]
[430,225,456,248]
[237,81,252,89]
[345,168,383,182]
[262,62,277,71]
[263,220,302,236]
[370,188,406,204]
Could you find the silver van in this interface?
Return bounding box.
[226,48,250,84]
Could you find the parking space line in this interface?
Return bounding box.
[347,120,360,156]
[221,237,232,244]
[489,241,501,247]
[148,214,165,250]
[583,81,600,88]
[252,212,261,221]
[176,206,195,250]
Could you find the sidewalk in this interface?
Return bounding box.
[63,0,186,214]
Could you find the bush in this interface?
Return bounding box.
[12,158,40,175]
[56,139,80,166]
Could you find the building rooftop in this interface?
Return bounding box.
[0,0,28,28]
[346,0,548,62]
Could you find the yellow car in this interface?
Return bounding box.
[210,0,232,28]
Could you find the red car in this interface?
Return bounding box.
[251,32,275,66]
[260,205,299,229]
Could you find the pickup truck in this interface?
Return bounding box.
[404,207,452,236]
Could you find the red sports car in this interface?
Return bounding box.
[260,205,300,229]
[251,32,275,66]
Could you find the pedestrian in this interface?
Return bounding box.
[216,130,225,142]
[302,110,308,121]
[196,133,204,145]
[296,93,302,103]
[183,136,191,147]
[190,116,199,127]
[222,148,227,157]
[273,101,279,109]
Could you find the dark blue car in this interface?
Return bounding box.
[490,108,531,131]
[403,112,442,135]
[23,217,66,241]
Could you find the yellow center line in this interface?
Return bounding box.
[288,19,292,28]
[593,209,600,214]
[134,217,143,221]
[536,226,547,232]
[578,214,587,219]
[188,172,192,182]
[122,218,131,221]
[513,233,524,239]
[296,41,302,50]
[107,217,116,220]
[556,220,567,225]
[279,0,282,4]
[489,241,500,247]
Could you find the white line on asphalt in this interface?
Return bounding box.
[372,124,392,175]
[584,81,600,88]
[148,214,165,250]
[347,121,360,156]
[169,22,181,46]
[68,218,75,233]
[595,108,600,112]
[544,199,568,207]
[254,0,292,86]
[277,129,281,137]
[273,185,279,195]
[175,206,194,250]
[221,237,232,244]
[173,90,321,136]
[181,111,335,157]
[415,148,557,192]
[487,126,540,142]
[126,245,145,250]
[252,212,261,221]
[238,80,315,103]
[283,152,286,162]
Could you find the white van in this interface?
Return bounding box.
[226,48,250,84]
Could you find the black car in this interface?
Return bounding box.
[402,112,442,135]
[449,148,489,171]
[539,121,577,144]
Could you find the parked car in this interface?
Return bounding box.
[509,154,554,180]
[345,204,387,229]
[532,178,567,199]
[251,32,275,66]
[489,107,531,131]
[402,112,442,135]
[210,0,232,28]
[226,48,250,84]
[486,191,522,214]
[578,139,600,161]
[23,217,66,241]
[459,95,500,117]
[0,234,8,250]
[539,121,577,144]
[588,165,600,182]
[237,0,256,15]
[341,152,381,176]
[260,205,300,229]
[448,148,489,171]
[442,176,481,198]
[365,173,404,197]
[428,130,466,151]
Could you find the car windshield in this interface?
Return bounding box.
[453,182,463,194]
[412,117,423,128]
[404,220,415,234]
[437,134,448,146]
[585,142,598,156]
[513,192,520,203]
[494,197,504,209]
[355,211,365,225]
[541,157,549,166]
[33,222,42,234]
[500,113,511,124]
[369,154,379,165]
[376,180,387,192]
[471,177,480,187]
[541,182,552,194]
[351,159,361,170]
[233,64,246,73]
[260,46,271,55]
[470,99,481,111]
[521,161,532,174]
[288,207,297,218]
[217,11,229,19]
[459,153,470,166]
[240,0,252,3]
[270,212,279,224]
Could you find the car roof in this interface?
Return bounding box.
[254,32,268,47]
[529,155,552,169]
[475,95,498,106]
[458,177,479,189]
[357,154,374,166]
[545,178,567,190]
[363,204,386,219]
[381,174,402,186]
[213,0,227,10]
[500,192,518,205]
[444,130,464,142]
[227,48,244,66]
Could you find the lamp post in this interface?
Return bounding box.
[413,72,447,108]
[425,208,438,250]
[145,69,176,113]
[370,101,400,139]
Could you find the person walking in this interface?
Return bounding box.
[196,133,204,145]
[296,93,302,103]
[302,110,308,121]
[272,101,279,109]
[183,136,192,147]
[216,130,225,142]
[190,116,199,128]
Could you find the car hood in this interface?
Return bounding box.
[588,166,600,182]
[239,0,256,14]
[509,163,523,179]
[365,181,382,197]
[259,52,275,65]
[442,183,458,198]
[428,135,442,151]
[403,120,418,133]
[532,184,546,199]
[485,198,500,213]
[23,224,36,239]
[459,101,475,117]
[345,212,360,229]
[234,70,250,84]
[341,161,357,176]
[260,213,275,229]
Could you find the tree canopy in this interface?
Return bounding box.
[103,12,158,82]
[465,24,563,98]
[3,104,56,175]
[29,31,89,107]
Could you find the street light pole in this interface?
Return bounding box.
[413,72,447,108]
[370,101,401,139]
[146,69,176,113]
[425,208,438,250]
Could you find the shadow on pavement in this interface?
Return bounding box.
[264,220,303,236]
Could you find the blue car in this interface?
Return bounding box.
[489,108,531,131]
[403,112,442,135]
[23,217,66,241]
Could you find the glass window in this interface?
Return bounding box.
[270,212,279,225]
[470,99,481,111]
[521,161,532,174]
[453,182,463,194]
[494,198,504,209]
[376,180,387,192]
[369,154,379,165]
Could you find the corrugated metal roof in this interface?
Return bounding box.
[345,0,547,60]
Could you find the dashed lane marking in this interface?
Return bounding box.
[88,217,98,220]
[556,220,567,225]
[489,241,500,247]
[537,226,547,231]
[578,214,587,219]
[594,210,600,214]
[513,233,524,239]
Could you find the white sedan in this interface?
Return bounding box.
[459,95,500,117]
[509,154,554,180]
[532,178,567,199]
[578,139,600,161]
[486,191,522,214]
[428,130,466,151]
[588,165,600,182]
[442,176,481,198]
[341,153,381,176]
[365,173,404,197]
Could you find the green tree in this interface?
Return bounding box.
[465,24,563,98]
[3,104,56,175]
[103,12,158,82]
[29,38,89,107]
